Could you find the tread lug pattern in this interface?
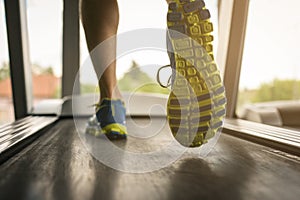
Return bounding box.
[167,0,226,147]
[183,0,205,13]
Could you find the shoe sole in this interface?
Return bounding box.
[102,123,127,140]
[167,0,226,147]
[86,119,127,140]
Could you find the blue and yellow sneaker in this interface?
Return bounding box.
[86,98,127,140]
[162,0,226,147]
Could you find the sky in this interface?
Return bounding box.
[240,0,300,89]
[0,0,217,85]
[0,0,299,89]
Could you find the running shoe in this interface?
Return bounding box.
[161,0,226,147]
[86,98,127,140]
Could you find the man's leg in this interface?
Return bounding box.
[81,0,173,100]
[81,0,121,101]
[82,0,127,139]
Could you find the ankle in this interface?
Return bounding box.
[100,88,122,102]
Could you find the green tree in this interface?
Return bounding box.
[118,61,170,94]
[43,66,54,75]
[237,79,300,114]
[252,79,300,102]
[80,84,99,94]
[32,63,55,75]
[0,62,10,81]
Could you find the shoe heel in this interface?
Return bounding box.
[167,0,226,147]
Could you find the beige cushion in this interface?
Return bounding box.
[240,101,300,127]
[276,103,300,126]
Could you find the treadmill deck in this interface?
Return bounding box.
[0,118,299,200]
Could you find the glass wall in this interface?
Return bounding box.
[237,0,300,126]
[26,0,63,105]
[79,0,219,96]
[0,0,14,126]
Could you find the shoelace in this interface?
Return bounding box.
[156,64,172,88]
[89,103,101,110]
[90,99,125,111]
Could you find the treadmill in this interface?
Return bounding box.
[1,0,299,199]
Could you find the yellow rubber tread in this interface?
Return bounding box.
[101,123,127,135]
[167,0,226,147]
[86,123,127,140]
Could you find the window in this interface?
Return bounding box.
[79,0,219,96]
[237,0,300,127]
[0,0,14,126]
[26,0,63,105]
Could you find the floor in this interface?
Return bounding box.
[0,118,299,200]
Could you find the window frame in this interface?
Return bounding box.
[217,0,250,118]
[218,0,300,156]
[4,0,80,118]
[4,0,32,119]
[3,0,299,156]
